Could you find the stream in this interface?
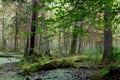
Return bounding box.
[0,57,98,80]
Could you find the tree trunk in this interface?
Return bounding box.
[64,30,67,54]
[78,36,82,54]
[25,32,30,54]
[102,2,113,63]
[29,0,38,58]
[78,22,83,54]
[14,5,18,52]
[1,2,6,50]
[2,15,5,50]
[70,22,79,55]
[39,34,44,53]
[39,0,50,55]
[24,2,31,57]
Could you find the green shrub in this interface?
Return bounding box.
[97,68,109,79]
[108,47,120,61]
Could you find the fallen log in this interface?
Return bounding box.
[22,56,89,74]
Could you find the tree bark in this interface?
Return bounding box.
[102,2,113,63]
[64,30,68,54]
[29,0,38,56]
[78,22,83,54]
[2,2,6,50]
[14,3,18,52]
[70,22,79,55]
[24,2,31,57]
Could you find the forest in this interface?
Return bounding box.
[0,0,120,80]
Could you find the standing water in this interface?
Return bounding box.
[0,57,23,80]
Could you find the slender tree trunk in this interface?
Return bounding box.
[78,22,83,54]
[65,29,70,54]
[70,22,79,55]
[58,31,63,53]
[14,7,18,52]
[2,2,6,50]
[24,2,31,57]
[64,30,67,54]
[2,16,5,50]
[78,36,82,54]
[45,41,50,55]
[39,0,50,55]
[25,25,30,54]
[39,35,44,53]
[24,24,31,57]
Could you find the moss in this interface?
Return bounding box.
[22,55,89,74]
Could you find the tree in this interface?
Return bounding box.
[1,1,6,50]
[102,1,113,63]
[70,22,79,54]
[14,0,18,51]
[24,1,31,56]
[39,0,50,55]
[28,0,38,61]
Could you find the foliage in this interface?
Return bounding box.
[112,47,120,60]
[97,68,110,79]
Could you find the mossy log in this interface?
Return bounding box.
[22,56,89,74]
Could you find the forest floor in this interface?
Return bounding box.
[0,53,119,80]
[0,62,100,80]
[1,62,119,80]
